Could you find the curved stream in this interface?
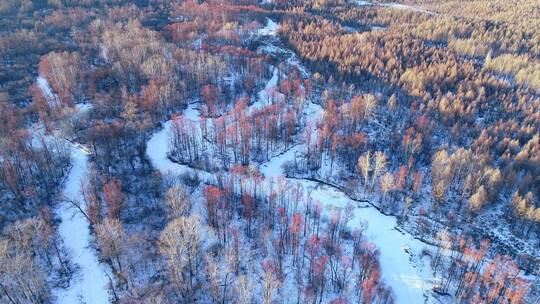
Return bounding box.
[54,144,110,304]
[146,104,435,304]
[145,18,436,303]
[38,76,110,304]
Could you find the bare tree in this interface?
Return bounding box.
[165,185,191,218]
[158,215,204,300]
[95,218,126,275]
[358,152,371,192]
[234,275,253,304]
[262,267,281,304]
[371,151,387,192]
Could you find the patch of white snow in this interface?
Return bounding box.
[258,18,278,36]
[54,145,110,304]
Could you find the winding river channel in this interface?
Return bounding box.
[145,18,437,300]
[50,13,437,303]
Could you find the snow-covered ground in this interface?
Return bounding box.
[258,18,278,36]
[37,76,61,107]
[355,0,371,5]
[146,106,436,304]
[251,67,281,112]
[54,144,110,304]
[37,77,110,304]
[261,151,435,303]
[352,0,437,15]
[146,75,436,304]
[256,19,310,77]
[144,18,438,304]
[380,2,436,15]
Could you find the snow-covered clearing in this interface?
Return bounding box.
[37,77,110,304]
[355,0,371,5]
[380,2,437,15]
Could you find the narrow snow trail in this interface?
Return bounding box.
[54,145,110,304]
[251,67,280,112]
[37,76,110,304]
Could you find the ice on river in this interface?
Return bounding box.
[261,147,435,303]
[54,145,110,304]
[36,75,110,304]
[147,99,435,304]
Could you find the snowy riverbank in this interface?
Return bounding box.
[146,87,435,304]
[38,76,110,304]
[53,144,110,304]
[145,17,437,304]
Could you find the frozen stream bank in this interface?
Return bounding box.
[54,144,110,304]
[146,108,435,304]
[146,105,435,304]
[38,76,110,304]
[146,18,435,304]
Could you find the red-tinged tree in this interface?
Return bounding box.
[345,132,367,171]
[290,213,304,264]
[307,234,321,280]
[201,84,218,115]
[304,79,313,98]
[0,158,22,201]
[242,194,256,237]
[280,78,292,101]
[313,255,330,302]
[503,277,529,304]
[412,171,423,194]
[394,165,408,191]
[81,178,101,225]
[102,178,125,219]
[204,185,223,229]
[360,273,379,304]
[140,80,160,115]
[330,297,348,304]
[38,51,81,106]
[357,242,380,283]
[30,84,56,131]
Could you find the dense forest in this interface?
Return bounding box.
[0,0,538,303]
